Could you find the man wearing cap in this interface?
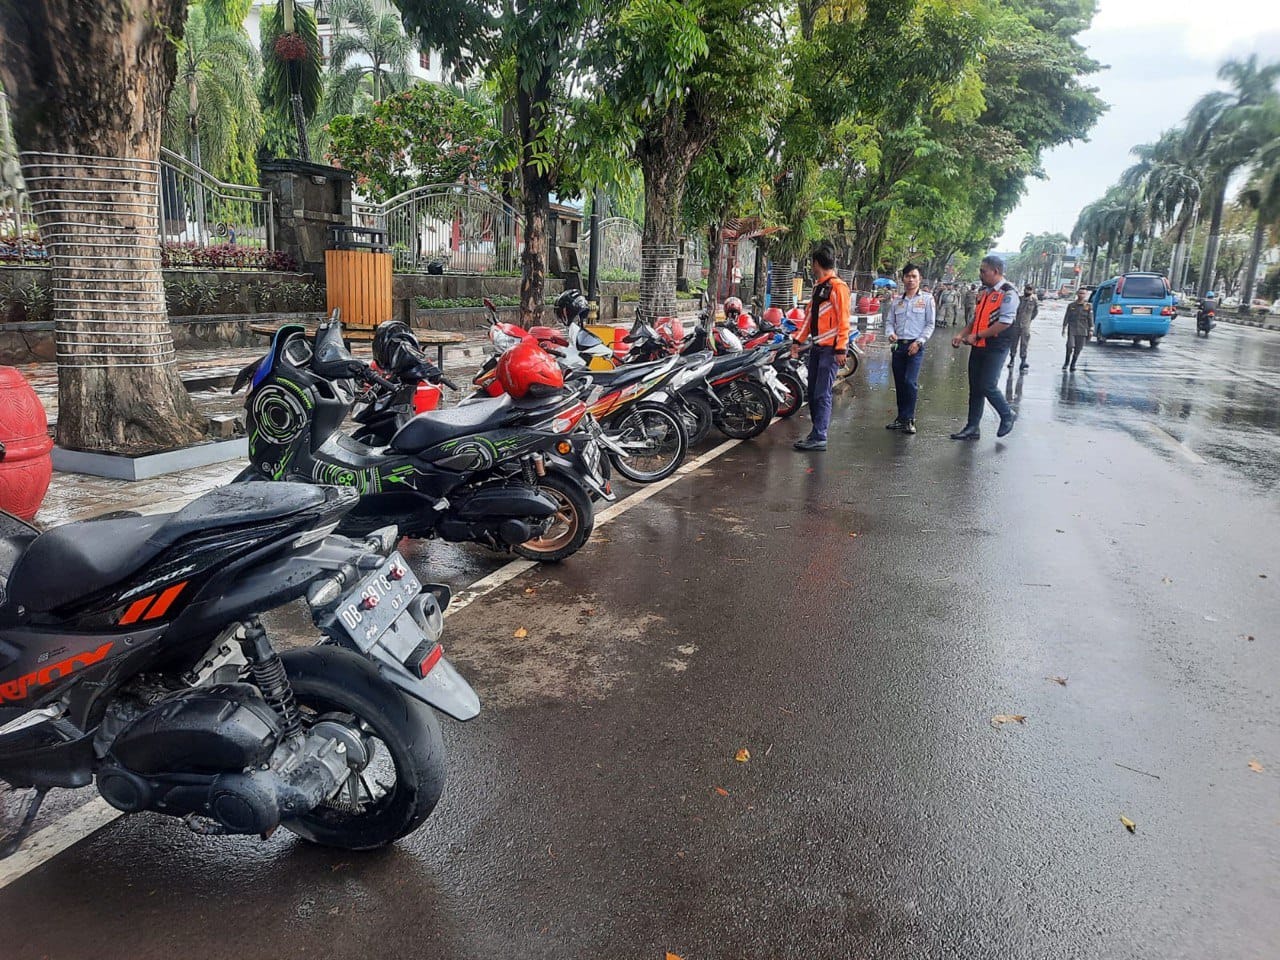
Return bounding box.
[1008,282,1039,371]
[950,255,1019,440]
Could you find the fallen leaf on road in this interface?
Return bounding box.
[991,714,1027,728]
[512,627,528,639]
[667,953,685,960]
[735,748,750,763]
[524,587,536,595]
[580,608,595,616]
[1120,815,1136,833]
[1161,577,1173,585]
[713,786,729,797]
[1055,529,1065,534]
[849,532,859,538]
[1047,676,1068,686]
[1249,760,1264,773]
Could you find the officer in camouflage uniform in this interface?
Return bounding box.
[1008,282,1038,371]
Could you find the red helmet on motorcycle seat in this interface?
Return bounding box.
[723,297,743,318]
[785,307,805,323]
[735,312,756,334]
[496,338,565,399]
[762,306,785,326]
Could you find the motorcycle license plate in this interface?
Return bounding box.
[583,437,604,481]
[335,553,424,649]
[1131,307,1151,314]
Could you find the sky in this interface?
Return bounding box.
[995,0,1280,251]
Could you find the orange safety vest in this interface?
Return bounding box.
[973,283,1014,347]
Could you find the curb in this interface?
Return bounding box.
[1216,315,1280,332]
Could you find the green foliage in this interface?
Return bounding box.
[259,1,324,158]
[164,3,262,184]
[321,0,413,124]
[415,295,521,310]
[325,84,508,200]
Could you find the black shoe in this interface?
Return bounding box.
[1062,363,1069,370]
[1019,362,1029,371]
[950,427,980,440]
[997,413,1016,438]
[885,419,904,430]
[1069,365,1077,372]
[794,437,827,451]
[902,420,917,435]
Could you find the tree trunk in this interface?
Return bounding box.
[519,183,549,323]
[1198,184,1227,298]
[1240,212,1267,314]
[637,137,693,323]
[705,222,723,310]
[516,73,553,323]
[1120,234,1136,274]
[0,0,206,454]
[1168,219,1189,289]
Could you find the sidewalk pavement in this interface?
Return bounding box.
[27,332,492,528]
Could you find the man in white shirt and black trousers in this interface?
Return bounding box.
[884,262,935,435]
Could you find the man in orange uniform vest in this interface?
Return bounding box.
[791,242,851,451]
[950,255,1019,440]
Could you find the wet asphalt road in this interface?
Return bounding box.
[3,304,1279,959]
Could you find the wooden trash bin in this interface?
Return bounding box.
[326,225,392,331]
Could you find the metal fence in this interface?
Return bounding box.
[579,216,642,280]
[2,148,274,263]
[158,148,274,250]
[353,183,523,274]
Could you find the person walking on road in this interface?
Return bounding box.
[962,283,977,327]
[1062,286,1093,371]
[937,283,958,327]
[792,242,851,452]
[950,255,1019,440]
[885,262,935,435]
[1008,282,1038,371]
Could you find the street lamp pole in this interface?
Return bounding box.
[586,186,603,321]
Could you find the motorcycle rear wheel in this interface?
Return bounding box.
[514,471,594,562]
[714,379,774,439]
[608,403,688,483]
[280,647,446,851]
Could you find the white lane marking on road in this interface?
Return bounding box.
[1142,422,1206,464]
[0,434,747,888]
[0,798,120,888]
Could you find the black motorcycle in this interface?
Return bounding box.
[1196,302,1216,337]
[234,322,598,562]
[351,321,616,505]
[0,482,478,856]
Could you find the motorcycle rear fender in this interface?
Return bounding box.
[171,537,372,637]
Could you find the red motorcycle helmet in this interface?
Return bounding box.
[762,306,785,326]
[735,312,756,334]
[723,296,743,318]
[496,338,565,399]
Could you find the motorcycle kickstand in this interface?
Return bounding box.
[0,787,49,859]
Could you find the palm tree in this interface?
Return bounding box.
[1131,129,1203,286]
[1183,54,1280,297]
[165,3,262,182]
[260,0,324,161]
[1238,121,1280,311]
[1017,231,1068,289]
[321,0,412,118]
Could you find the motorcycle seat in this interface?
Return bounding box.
[389,395,516,454]
[580,361,668,391]
[5,484,329,614]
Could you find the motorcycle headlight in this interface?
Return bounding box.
[489,328,523,353]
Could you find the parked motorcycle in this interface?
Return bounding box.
[0,482,478,856]
[234,321,598,562]
[349,322,617,506]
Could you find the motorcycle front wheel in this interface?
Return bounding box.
[679,392,715,446]
[607,403,688,483]
[280,647,446,851]
[774,370,804,418]
[514,471,594,562]
[714,379,774,439]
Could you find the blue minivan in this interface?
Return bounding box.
[1091,273,1176,347]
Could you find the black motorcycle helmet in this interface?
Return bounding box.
[554,289,590,323]
[372,320,418,370]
